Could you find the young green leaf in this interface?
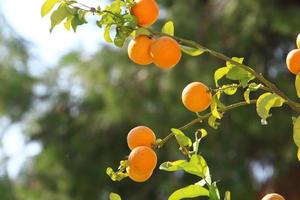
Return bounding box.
[256,92,285,122]
[162,21,174,36]
[226,57,244,67]
[109,192,122,200]
[293,116,300,148]
[41,0,60,17]
[295,74,300,98]
[171,128,192,147]
[104,25,113,43]
[224,191,231,200]
[208,115,220,129]
[221,84,238,95]
[210,94,223,119]
[180,45,206,56]
[214,67,230,87]
[159,160,188,172]
[168,185,209,200]
[50,4,70,32]
[193,129,207,154]
[209,182,221,200]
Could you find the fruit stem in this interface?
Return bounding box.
[155,100,257,148]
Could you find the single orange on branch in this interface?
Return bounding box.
[128,36,153,65]
[286,49,300,75]
[127,126,156,150]
[182,82,212,113]
[150,36,182,69]
[131,0,159,27]
[261,193,285,200]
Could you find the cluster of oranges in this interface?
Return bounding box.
[128,0,182,69]
[286,33,300,75]
[126,126,157,182]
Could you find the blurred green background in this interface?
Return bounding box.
[0,0,300,199]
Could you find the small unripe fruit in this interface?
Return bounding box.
[182,82,212,112]
[128,36,153,65]
[261,193,285,200]
[128,146,157,174]
[131,0,159,27]
[127,126,156,150]
[150,36,182,69]
[286,49,300,74]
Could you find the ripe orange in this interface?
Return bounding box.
[286,49,300,74]
[127,166,153,182]
[127,126,156,150]
[261,193,285,200]
[182,82,212,112]
[128,36,153,65]
[297,33,300,49]
[150,36,182,69]
[128,146,157,174]
[131,0,159,27]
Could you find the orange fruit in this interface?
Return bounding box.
[150,36,182,69]
[127,166,153,182]
[127,126,156,150]
[131,0,159,27]
[128,146,157,174]
[261,193,285,200]
[182,82,212,112]
[128,36,153,65]
[297,33,300,49]
[286,49,300,74]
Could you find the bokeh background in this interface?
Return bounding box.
[0,0,300,199]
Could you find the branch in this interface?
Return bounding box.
[154,100,257,148]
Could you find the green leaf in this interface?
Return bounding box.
[180,45,206,56]
[297,148,300,162]
[171,128,192,147]
[244,89,251,104]
[168,185,209,200]
[209,182,221,200]
[295,74,300,98]
[193,129,207,154]
[293,116,300,148]
[50,4,70,32]
[222,84,238,95]
[183,155,208,177]
[256,92,286,121]
[109,192,122,200]
[64,15,73,31]
[226,57,244,67]
[224,191,231,200]
[104,25,113,43]
[41,0,59,17]
[244,83,262,103]
[162,21,174,36]
[214,67,230,87]
[160,155,208,178]
[210,94,223,119]
[208,115,220,129]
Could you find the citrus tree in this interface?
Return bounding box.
[41,0,300,199]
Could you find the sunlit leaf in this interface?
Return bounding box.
[171,128,192,147]
[297,148,300,162]
[180,45,206,56]
[256,92,285,121]
[208,115,220,129]
[210,94,223,119]
[224,191,231,200]
[110,192,122,200]
[162,21,174,36]
[50,3,70,32]
[41,0,60,17]
[159,160,187,172]
[168,184,209,200]
[104,25,113,43]
[293,116,300,148]
[222,84,238,95]
[214,67,230,87]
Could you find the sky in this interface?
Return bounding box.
[0,0,106,178]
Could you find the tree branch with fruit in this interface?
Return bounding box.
[41,0,300,199]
